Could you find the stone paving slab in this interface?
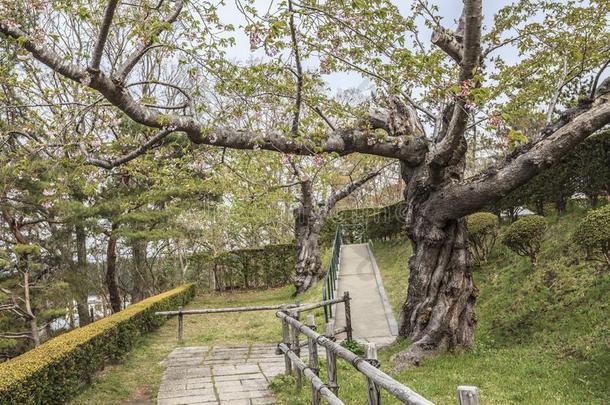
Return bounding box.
[158,344,327,405]
[158,344,291,405]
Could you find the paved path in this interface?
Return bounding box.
[334,243,398,346]
[158,345,282,405]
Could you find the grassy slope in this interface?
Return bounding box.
[274,208,609,404]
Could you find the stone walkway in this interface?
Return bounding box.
[334,243,398,346]
[158,345,283,405]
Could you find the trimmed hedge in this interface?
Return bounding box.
[0,284,195,404]
[321,201,407,246]
[502,215,547,265]
[210,244,295,290]
[573,204,610,267]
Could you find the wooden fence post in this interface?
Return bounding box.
[281,306,292,375]
[324,321,339,396]
[306,314,321,405]
[177,306,184,343]
[365,343,381,405]
[343,291,353,341]
[457,386,479,405]
[290,310,302,392]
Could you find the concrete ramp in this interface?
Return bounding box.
[334,243,398,346]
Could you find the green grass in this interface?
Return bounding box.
[73,211,610,404]
[273,208,610,404]
[70,251,331,404]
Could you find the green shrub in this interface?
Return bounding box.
[502,215,547,264]
[466,212,499,265]
[0,284,195,404]
[573,205,610,268]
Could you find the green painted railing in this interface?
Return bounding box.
[322,226,342,323]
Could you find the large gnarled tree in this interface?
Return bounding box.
[2,0,609,367]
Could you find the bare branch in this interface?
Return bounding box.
[431,29,463,63]
[325,166,385,211]
[288,0,303,136]
[114,0,184,83]
[590,59,610,99]
[90,0,120,71]
[429,0,482,174]
[83,129,172,169]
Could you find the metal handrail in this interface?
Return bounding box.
[323,226,342,323]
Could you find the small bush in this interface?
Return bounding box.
[573,205,610,268]
[339,339,365,356]
[467,212,499,265]
[0,284,195,404]
[502,215,547,264]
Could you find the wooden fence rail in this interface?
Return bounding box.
[155,295,353,343]
[277,311,433,405]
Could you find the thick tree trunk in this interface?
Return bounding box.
[106,225,122,313]
[293,208,322,295]
[393,219,476,367]
[391,163,476,369]
[75,225,92,326]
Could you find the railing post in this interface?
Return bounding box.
[457,386,479,405]
[177,306,184,343]
[324,321,339,396]
[281,305,292,375]
[343,291,353,341]
[306,314,321,405]
[290,310,302,392]
[322,284,329,323]
[365,343,381,405]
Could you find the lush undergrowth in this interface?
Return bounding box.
[73,210,609,403]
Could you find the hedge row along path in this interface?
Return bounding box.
[334,243,398,346]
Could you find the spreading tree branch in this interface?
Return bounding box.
[90,0,120,71]
[325,167,384,212]
[0,21,427,164]
[429,96,610,222]
[83,129,172,169]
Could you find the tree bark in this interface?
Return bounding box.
[22,264,40,347]
[293,206,323,296]
[75,225,92,326]
[106,224,122,313]
[392,160,476,368]
[130,240,148,303]
[394,219,475,367]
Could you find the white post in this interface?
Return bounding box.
[457,386,479,405]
